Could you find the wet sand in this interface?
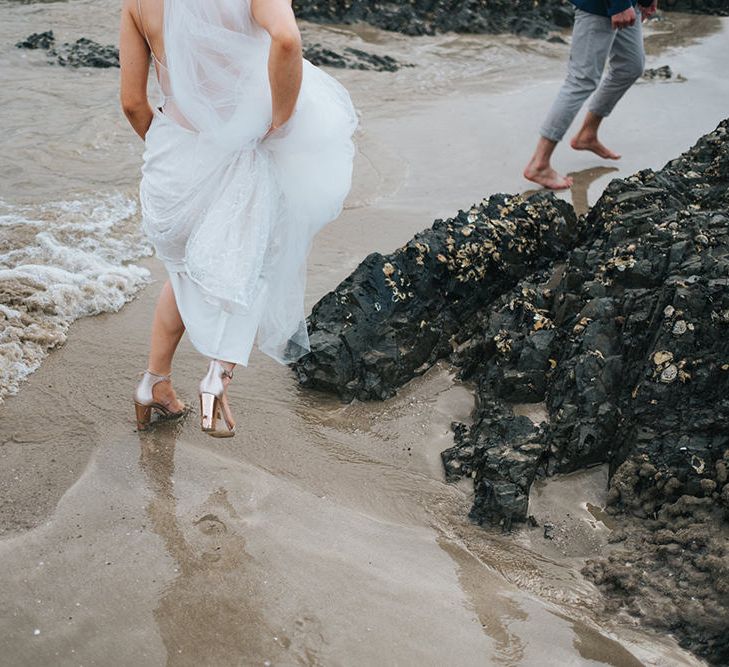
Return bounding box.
[0,263,705,666]
[2,4,728,665]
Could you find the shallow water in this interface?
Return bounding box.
[1,1,727,664]
[1,1,727,399]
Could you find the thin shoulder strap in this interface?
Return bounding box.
[137,0,166,66]
[138,0,158,54]
[137,0,151,44]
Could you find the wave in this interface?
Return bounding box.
[0,194,152,401]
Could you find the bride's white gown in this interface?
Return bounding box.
[138,0,357,365]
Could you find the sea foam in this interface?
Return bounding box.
[0,194,152,401]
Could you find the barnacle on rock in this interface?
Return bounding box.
[660,364,678,383]
[653,350,673,365]
[573,316,592,334]
[494,330,512,354]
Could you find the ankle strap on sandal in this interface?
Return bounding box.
[144,369,171,382]
[135,369,171,405]
[212,359,234,380]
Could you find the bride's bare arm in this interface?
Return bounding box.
[251,0,302,131]
[119,0,153,139]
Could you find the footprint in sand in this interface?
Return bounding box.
[193,513,227,535]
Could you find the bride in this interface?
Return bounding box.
[119,0,356,436]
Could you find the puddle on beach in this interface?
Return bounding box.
[1,1,726,664]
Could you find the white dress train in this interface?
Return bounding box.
[138,0,357,365]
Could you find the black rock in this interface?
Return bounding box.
[293,0,576,38]
[52,38,120,68]
[344,47,407,72]
[16,31,120,68]
[642,65,685,84]
[292,0,728,38]
[296,119,729,664]
[643,65,674,80]
[298,119,729,525]
[659,0,729,14]
[443,395,547,525]
[546,121,729,498]
[15,30,55,50]
[294,192,578,401]
[304,43,407,72]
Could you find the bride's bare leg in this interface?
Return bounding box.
[147,280,185,411]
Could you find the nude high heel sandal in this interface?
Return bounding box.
[199,360,236,438]
[134,370,187,431]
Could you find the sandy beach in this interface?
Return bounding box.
[1,1,728,664]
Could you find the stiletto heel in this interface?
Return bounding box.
[133,370,187,431]
[198,360,236,438]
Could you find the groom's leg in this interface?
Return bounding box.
[571,14,644,159]
[525,9,613,189]
[539,9,615,144]
[587,10,645,122]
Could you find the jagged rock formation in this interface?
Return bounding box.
[304,43,407,71]
[16,31,119,68]
[15,30,54,50]
[292,0,728,38]
[294,0,575,38]
[54,37,120,68]
[297,118,729,521]
[661,0,729,13]
[295,119,729,664]
[295,193,579,401]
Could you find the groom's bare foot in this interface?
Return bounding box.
[524,162,573,190]
[570,133,621,160]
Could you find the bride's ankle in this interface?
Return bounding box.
[215,360,235,379]
[147,367,172,378]
[152,380,183,408]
